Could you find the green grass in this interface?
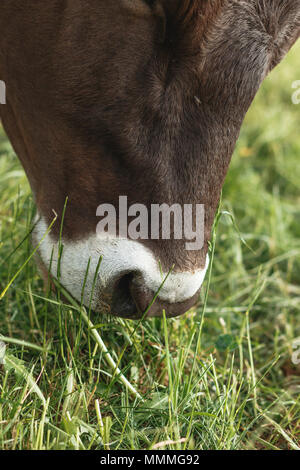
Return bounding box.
[0,42,300,450]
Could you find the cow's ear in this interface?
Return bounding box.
[259,0,300,71]
[272,5,300,70]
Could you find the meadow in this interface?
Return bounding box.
[0,42,299,450]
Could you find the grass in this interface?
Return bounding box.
[0,42,300,451]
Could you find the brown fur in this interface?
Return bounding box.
[0,0,299,274]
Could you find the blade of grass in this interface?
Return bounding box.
[52,278,143,401]
[0,212,57,300]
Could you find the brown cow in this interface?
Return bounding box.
[0,1,299,318]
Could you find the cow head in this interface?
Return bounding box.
[0,0,299,318]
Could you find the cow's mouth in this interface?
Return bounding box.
[36,251,202,319]
[32,217,209,320]
[110,271,201,319]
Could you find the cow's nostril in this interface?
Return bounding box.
[110,271,201,320]
[111,273,139,318]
